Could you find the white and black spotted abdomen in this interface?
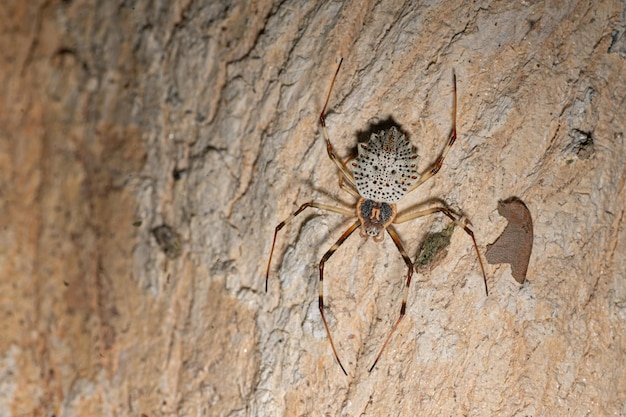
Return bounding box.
[352,126,420,203]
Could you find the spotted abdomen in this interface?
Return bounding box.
[352,126,420,203]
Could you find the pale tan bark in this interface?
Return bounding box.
[1,1,624,416]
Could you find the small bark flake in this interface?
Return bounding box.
[486,198,533,283]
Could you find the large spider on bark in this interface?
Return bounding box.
[265,59,488,375]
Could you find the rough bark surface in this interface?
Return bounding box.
[1,1,625,416]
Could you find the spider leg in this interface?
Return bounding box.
[369,225,413,372]
[319,58,358,190]
[395,205,488,296]
[339,177,360,199]
[409,71,457,192]
[265,202,353,292]
[338,154,360,198]
[319,220,360,376]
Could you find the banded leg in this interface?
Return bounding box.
[265,202,353,291]
[319,58,358,189]
[409,71,457,192]
[395,206,488,296]
[369,225,414,372]
[319,220,361,375]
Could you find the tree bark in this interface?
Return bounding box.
[1,0,625,416]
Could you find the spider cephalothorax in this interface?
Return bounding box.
[356,198,397,241]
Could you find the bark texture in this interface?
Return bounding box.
[1,1,625,416]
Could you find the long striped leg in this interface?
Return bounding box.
[319,58,358,189]
[265,202,353,291]
[409,71,457,192]
[369,225,414,372]
[395,206,488,296]
[319,220,360,375]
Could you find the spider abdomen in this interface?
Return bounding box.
[352,126,420,203]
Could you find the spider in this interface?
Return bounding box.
[265,58,488,375]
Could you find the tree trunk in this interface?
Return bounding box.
[1,0,624,416]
